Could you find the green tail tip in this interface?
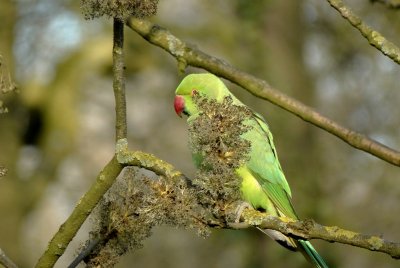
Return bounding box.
[298,240,329,268]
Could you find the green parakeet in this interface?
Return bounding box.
[174,73,328,268]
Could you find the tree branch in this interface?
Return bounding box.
[113,18,128,141]
[34,156,124,268]
[115,139,186,180]
[229,209,400,259]
[126,18,400,167]
[0,247,18,268]
[72,143,400,263]
[327,0,400,65]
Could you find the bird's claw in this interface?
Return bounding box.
[234,201,253,223]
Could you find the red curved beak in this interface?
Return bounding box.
[174,95,185,117]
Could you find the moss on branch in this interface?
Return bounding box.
[229,209,400,259]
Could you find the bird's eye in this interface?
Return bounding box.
[191,89,198,96]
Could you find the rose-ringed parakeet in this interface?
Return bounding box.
[174,73,328,268]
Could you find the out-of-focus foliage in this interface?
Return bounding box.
[0,0,399,267]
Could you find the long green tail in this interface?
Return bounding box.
[297,240,328,268]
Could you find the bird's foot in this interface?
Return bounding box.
[234,201,253,223]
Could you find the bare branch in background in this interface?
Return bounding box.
[327,0,400,65]
[126,18,400,167]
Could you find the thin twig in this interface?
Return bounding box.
[230,210,400,259]
[0,247,18,268]
[113,18,128,140]
[68,237,101,268]
[35,156,124,268]
[327,0,400,65]
[126,17,400,167]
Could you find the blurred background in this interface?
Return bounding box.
[1,0,400,267]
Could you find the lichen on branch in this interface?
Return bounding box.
[188,94,251,216]
[81,0,159,21]
[82,167,209,267]
[231,209,400,259]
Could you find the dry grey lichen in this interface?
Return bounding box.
[81,0,159,21]
[83,167,208,267]
[188,94,252,216]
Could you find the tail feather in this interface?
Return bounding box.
[258,228,328,267]
[297,240,328,268]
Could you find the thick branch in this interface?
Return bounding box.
[116,139,186,180]
[35,156,123,268]
[126,18,400,167]
[327,0,400,65]
[229,209,400,259]
[113,18,127,140]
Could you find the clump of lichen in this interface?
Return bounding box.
[188,93,252,217]
[81,0,159,21]
[82,167,208,267]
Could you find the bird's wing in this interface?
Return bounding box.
[244,112,298,219]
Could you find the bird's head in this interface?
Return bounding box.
[174,73,229,119]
